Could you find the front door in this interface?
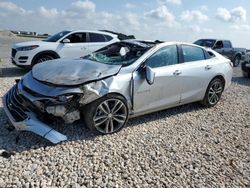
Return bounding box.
[133,45,182,114]
[57,32,89,58]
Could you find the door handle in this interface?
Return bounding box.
[173,70,182,76]
[81,47,87,50]
[205,65,212,70]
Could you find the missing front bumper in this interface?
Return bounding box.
[3,94,67,144]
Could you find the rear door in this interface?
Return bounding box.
[133,45,182,114]
[178,45,213,104]
[87,33,113,53]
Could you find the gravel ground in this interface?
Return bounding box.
[0,36,249,187]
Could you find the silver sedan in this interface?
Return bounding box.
[3,40,233,143]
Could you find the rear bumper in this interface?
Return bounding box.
[2,88,67,144]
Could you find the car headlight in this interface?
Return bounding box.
[16,45,39,51]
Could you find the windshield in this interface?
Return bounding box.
[83,41,154,66]
[194,39,216,48]
[44,31,71,42]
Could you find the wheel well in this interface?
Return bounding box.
[105,92,132,109]
[212,75,225,90]
[32,51,60,65]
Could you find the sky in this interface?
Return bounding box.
[0,0,250,48]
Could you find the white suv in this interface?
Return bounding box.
[11,30,134,68]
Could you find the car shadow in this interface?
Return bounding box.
[0,102,205,156]
[232,76,250,87]
[0,67,29,78]
[127,102,204,128]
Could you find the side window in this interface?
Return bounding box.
[223,41,231,48]
[182,45,205,62]
[146,45,178,68]
[215,40,223,48]
[104,35,113,42]
[89,33,106,42]
[66,33,86,43]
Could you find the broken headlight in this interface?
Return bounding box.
[58,94,74,102]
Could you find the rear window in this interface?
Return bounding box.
[182,45,205,62]
[223,41,231,48]
[207,51,215,57]
[104,35,113,41]
[89,33,106,42]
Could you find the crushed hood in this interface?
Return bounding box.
[32,58,122,85]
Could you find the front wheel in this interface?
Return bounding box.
[83,94,129,134]
[33,54,55,66]
[202,78,224,107]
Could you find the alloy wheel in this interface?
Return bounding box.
[208,80,223,105]
[93,99,128,134]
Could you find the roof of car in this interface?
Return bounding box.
[196,39,230,41]
[69,30,117,37]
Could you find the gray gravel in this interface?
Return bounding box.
[0,36,249,187]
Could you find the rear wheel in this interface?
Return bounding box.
[202,78,224,107]
[83,94,129,134]
[233,55,241,67]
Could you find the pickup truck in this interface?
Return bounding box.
[194,39,246,67]
[241,50,250,78]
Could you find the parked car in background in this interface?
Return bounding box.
[11,30,135,68]
[3,41,233,143]
[194,39,246,67]
[241,50,250,78]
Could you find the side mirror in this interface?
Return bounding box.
[145,66,155,85]
[62,38,70,43]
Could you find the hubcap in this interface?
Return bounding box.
[93,99,127,134]
[208,81,223,105]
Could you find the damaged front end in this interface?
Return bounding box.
[3,71,126,144]
[3,82,82,144]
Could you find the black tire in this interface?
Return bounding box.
[243,71,250,78]
[82,94,129,134]
[201,78,224,107]
[32,54,55,66]
[233,55,241,67]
